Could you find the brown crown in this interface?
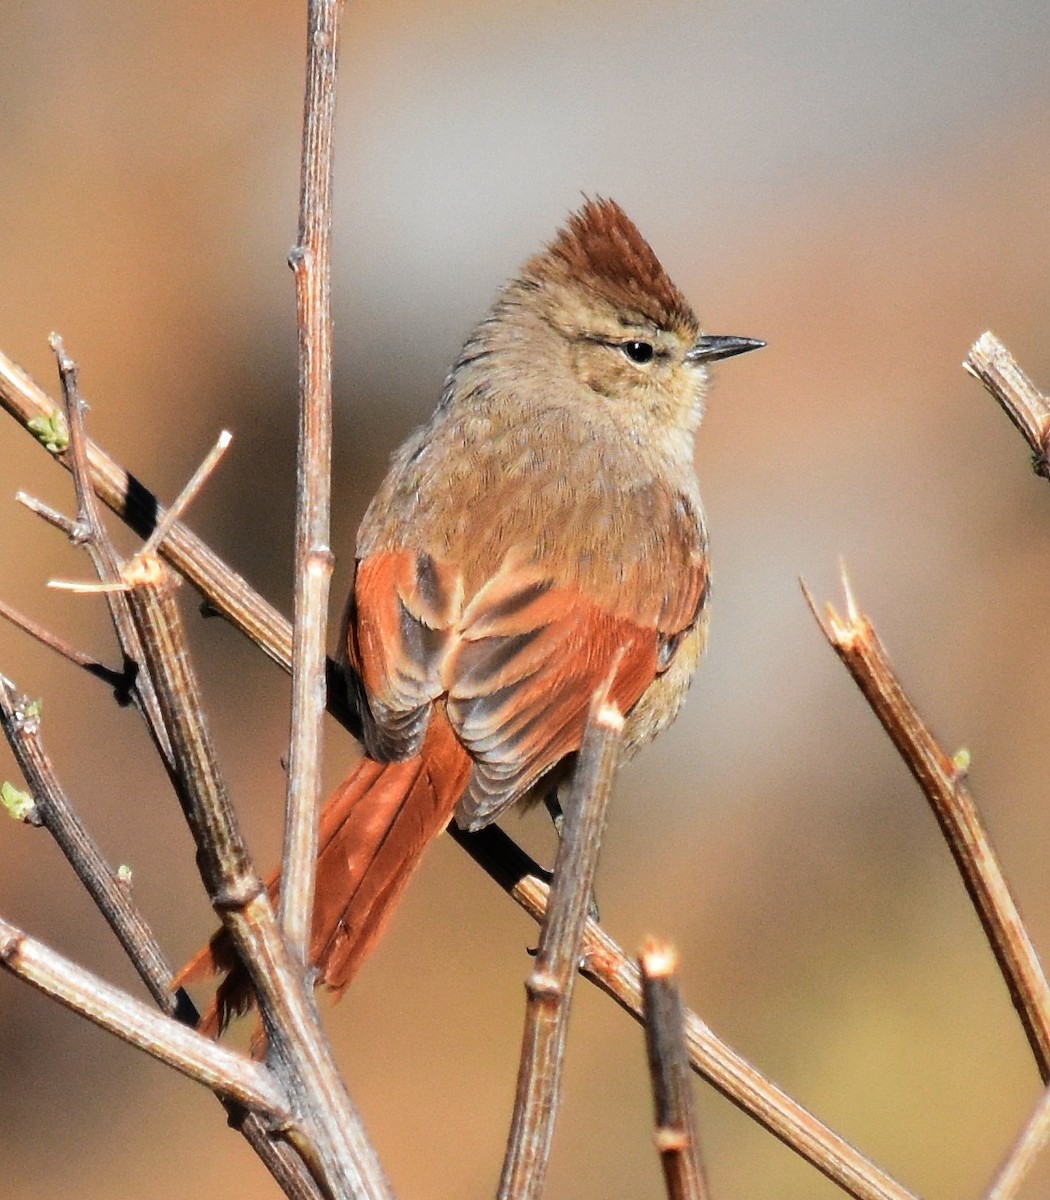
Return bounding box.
[527,197,698,333]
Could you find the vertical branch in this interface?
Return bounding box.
[498,695,624,1200]
[282,0,341,964]
[641,942,710,1200]
[47,336,173,765]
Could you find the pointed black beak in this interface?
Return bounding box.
[685,334,765,365]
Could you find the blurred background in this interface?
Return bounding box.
[3,2,1050,1197]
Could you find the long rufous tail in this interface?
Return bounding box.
[176,713,472,1036]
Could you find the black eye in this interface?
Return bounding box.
[621,340,654,364]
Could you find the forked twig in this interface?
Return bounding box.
[498,693,624,1200]
[281,0,341,967]
[641,942,709,1200]
[965,331,1050,479]
[803,570,1050,1082]
[0,347,296,672]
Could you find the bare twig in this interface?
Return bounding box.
[453,822,918,1200]
[0,674,190,1018]
[964,331,1050,478]
[141,429,233,557]
[803,570,1050,1082]
[498,695,624,1200]
[0,348,296,673]
[0,596,126,693]
[281,0,341,967]
[982,1082,1050,1200]
[50,335,112,557]
[0,913,288,1115]
[120,554,392,1200]
[641,942,709,1200]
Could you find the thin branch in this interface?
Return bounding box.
[281,0,341,966]
[0,913,288,1117]
[50,334,111,553]
[982,1082,1050,1200]
[119,553,392,1200]
[803,570,1050,1082]
[0,596,126,693]
[0,673,190,1019]
[964,331,1050,479]
[498,695,624,1200]
[453,822,919,1200]
[641,942,710,1200]
[141,429,233,557]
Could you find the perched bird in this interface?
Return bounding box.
[178,198,763,1032]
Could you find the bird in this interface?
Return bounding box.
[177,197,763,1034]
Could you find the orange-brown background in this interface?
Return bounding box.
[3,3,1050,1197]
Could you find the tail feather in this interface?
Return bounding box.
[175,713,471,1036]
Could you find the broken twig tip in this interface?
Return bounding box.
[596,702,625,732]
[641,941,679,977]
[837,558,859,623]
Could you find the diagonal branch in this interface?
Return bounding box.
[981,1081,1050,1200]
[0,673,190,1018]
[803,571,1050,1082]
[0,912,288,1116]
[119,553,392,1200]
[0,595,127,693]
